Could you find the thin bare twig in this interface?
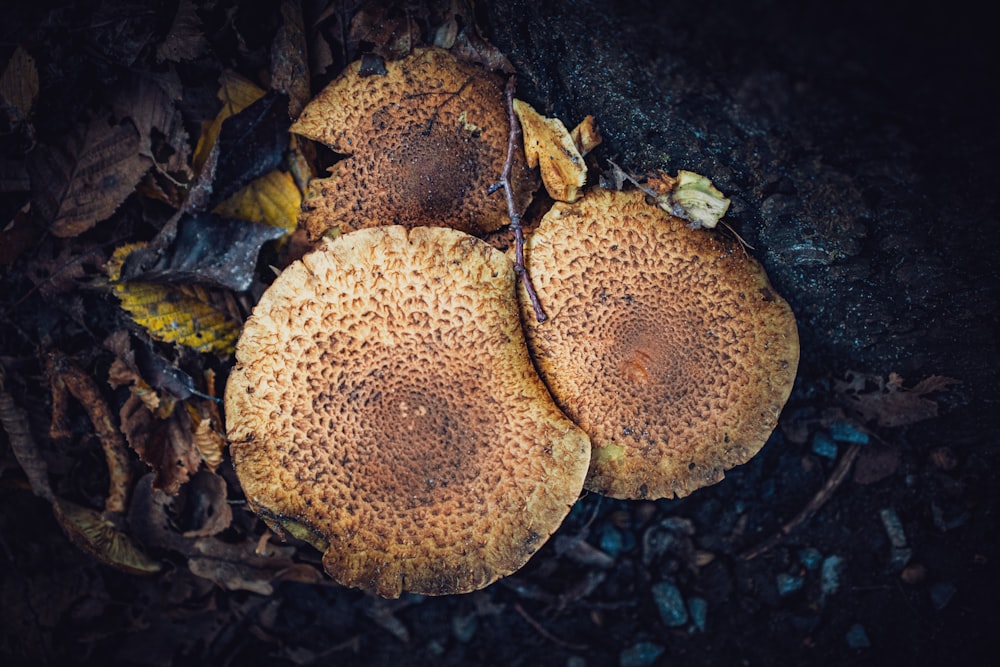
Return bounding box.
[740,443,862,560]
[495,76,547,322]
[513,602,589,651]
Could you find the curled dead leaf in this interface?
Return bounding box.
[513,99,586,202]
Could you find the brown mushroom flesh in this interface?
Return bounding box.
[226,226,590,597]
[520,189,799,500]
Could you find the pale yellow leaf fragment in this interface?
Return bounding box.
[213,169,301,233]
[513,99,586,202]
[647,170,731,229]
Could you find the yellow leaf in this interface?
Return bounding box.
[107,244,240,354]
[213,169,301,233]
[192,71,266,173]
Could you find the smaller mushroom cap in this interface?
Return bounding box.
[291,47,537,241]
[519,189,799,500]
[225,225,590,597]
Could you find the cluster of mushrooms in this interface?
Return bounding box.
[224,48,800,598]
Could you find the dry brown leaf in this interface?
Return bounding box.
[30,117,152,237]
[188,537,322,594]
[1,45,39,125]
[119,391,202,495]
[271,0,311,118]
[156,0,209,63]
[114,76,193,179]
[835,371,961,428]
[1,364,55,502]
[179,470,233,537]
[853,444,902,485]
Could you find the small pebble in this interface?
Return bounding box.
[879,508,907,548]
[599,525,626,558]
[820,555,844,597]
[811,432,839,459]
[830,421,869,444]
[890,546,913,570]
[929,581,957,610]
[799,547,823,571]
[620,642,665,667]
[651,581,689,627]
[451,612,478,643]
[929,446,959,471]
[776,573,804,597]
[900,563,927,585]
[687,596,707,633]
[845,623,870,649]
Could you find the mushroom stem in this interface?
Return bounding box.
[498,76,547,323]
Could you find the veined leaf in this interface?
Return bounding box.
[213,168,301,233]
[107,244,240,354]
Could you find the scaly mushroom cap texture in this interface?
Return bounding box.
[225,226,590,597]
[291,47,537,242]
[519,189,799,500]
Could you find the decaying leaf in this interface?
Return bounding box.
[835,371,961,428]
[270,0,311,118]
[156,0,209,63]
[114,74,193,179]
[192,72,267,174]
[646,170,731,229]
[188,537,322,595]
[107,243,241,354]
[178,470,232,537]
[29,117,153,237]
[53,499,161,575]
[348,3,420,61]
[46,353,134,515]
[119,390,204,495]
[1,364,55,502]
[213,169,302,234]
[207,92,292,209]
[514,99,586,202]
[1,45,39,127]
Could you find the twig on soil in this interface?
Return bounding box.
[513,602,589,651]
[492,76,547,323]
[740,443,862,560]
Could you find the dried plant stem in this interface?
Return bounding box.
[46,353,134,516]
[498,76,547,323]
[740,443,862,560]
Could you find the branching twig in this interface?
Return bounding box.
[495,76,547,322]
[740,443,862,560]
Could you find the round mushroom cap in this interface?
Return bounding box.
[225,226,590,597]
[519,189,799,500]
[292,47,537,242]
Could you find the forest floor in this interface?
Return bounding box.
[2,1,998,666]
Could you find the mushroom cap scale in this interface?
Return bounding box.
[292,47,536,241]
[225,225,590,597]
[520,189,799,500]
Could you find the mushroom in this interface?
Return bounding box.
[225,225,590,597]
[518,188,799,500]
[291,47,537,242]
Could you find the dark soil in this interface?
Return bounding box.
[2,1,998,666]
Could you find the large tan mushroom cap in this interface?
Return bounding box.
[225,226,590,597]
[519,189,799,500]
[291,47,537,242]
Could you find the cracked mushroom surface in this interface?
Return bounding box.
[291,47,537,242]
[225,226,590,597]
[519,189,799,500]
